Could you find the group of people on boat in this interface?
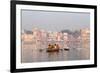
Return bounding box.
[47,44,60,52]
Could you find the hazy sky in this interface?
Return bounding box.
[21,10,90,32]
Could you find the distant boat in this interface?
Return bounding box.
[63,46,70,51]
[64,48,69,51]
[39,49,44,52]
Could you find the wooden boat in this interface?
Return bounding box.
[47,44,59,52]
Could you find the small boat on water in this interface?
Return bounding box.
[47,44,59,52]
[63,45,70,51]
[39,49,44,52]
[64,48,69,51]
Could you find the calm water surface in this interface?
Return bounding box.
[21,43,90,63]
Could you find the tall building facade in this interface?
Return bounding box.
[81,28,90,49]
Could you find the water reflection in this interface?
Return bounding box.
[21,43,90,63]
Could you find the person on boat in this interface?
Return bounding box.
[56,44,60,49]
[54,44,57,49]
[54,44,60,50]
[48,44,52,49]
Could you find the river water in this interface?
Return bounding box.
[21,42,90,63]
